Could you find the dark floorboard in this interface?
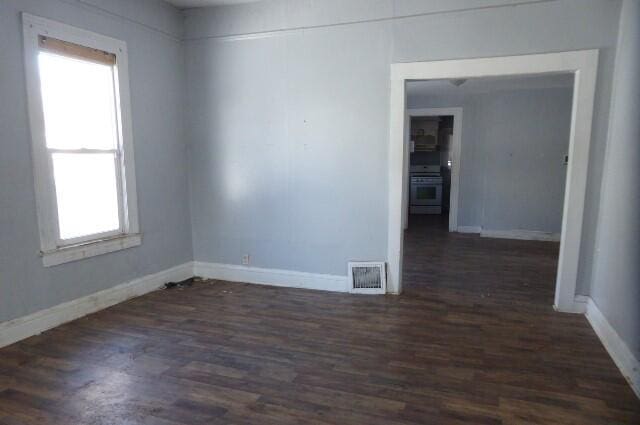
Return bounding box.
[0,215,638,424]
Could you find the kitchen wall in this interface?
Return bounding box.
[0,0,192,322]
[589,0,640,361]
[184,0,621,294]
[408,86,573,234]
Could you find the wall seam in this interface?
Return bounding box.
[183,0,557,42]
[54,0,183,42]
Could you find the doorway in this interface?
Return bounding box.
[386,50,599,314]
[402,108,462,233]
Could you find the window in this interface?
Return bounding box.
[23,14,140,266]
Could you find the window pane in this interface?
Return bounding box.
[52,153,120,240]
[38,52,118,150]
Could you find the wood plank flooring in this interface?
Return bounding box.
[0,215,638,424]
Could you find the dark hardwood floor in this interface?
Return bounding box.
[0,215,638,424]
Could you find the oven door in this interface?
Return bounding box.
[410,181,442,206]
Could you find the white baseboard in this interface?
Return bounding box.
[570,294,589,313]
[554,295,589,314]
[456,226,560,242]
[480,229,560,242]
[457,225,481,234]
[0,262,193,349]
[585,297,640,399]
[193,261,348,293]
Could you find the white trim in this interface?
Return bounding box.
[480,229,561,242]
[41,233,142,267]
[456,226,560,241]
[456,226,482,234]
[22,13,140,267]
[570,294,589,314]
[194,262,348,293]
[585,298,640,399]
[0,262,193,349]
[388,50,599,309]
[405,108,463,232]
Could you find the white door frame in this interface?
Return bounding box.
[403,108,463,232]
[387,50,598,314]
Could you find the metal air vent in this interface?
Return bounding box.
[348,261,386,294]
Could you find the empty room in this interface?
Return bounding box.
[0,0,638,424]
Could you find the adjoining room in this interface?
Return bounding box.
[403,74,573,306]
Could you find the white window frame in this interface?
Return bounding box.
[22,14,141,267]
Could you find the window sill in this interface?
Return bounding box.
[41,233,142,267]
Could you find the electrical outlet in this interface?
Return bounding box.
[242,254,250,265]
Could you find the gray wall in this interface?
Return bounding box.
[408,86,573,234]
[184,0,621,293]
[0,0,193,322]
[589,0,640,360]
[185,12,391,275]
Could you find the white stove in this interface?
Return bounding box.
[409,165,443,214]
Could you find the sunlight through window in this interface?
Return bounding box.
[38,47,122,241]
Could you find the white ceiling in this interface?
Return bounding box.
[407,73,574,98]
[165,0,258,9]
